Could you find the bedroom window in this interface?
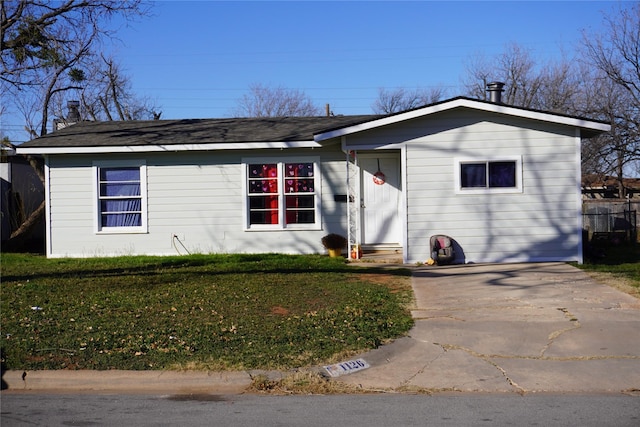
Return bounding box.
[94,162,147,232]
[455,157,522,193]
[244,158,320,229]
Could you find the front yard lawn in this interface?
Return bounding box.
[0,254,414,371]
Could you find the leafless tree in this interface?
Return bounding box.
[77,54,159,122]
[460,39,640,193]
[581,1,640,194]
[1,0,151,137]
[535,59,584,114]
[372,86,446,114]
[462,43,547,108]
[234,83,322,117]
[1,0,151,250]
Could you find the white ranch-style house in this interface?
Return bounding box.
[17,88,610,263]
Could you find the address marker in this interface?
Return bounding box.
[322,358,370,377]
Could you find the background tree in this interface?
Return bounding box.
[461,41,640,194]
[1,0,151,137]
[461,43,563,110]
[234,83,322,117]
[372,86,446,114]
[77,54,159,122]
[1,0,152,250]
[580,1,640,195]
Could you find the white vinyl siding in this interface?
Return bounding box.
[45,150,347,257]
[400,111,581,264]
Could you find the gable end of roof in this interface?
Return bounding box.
[314,97,611,141]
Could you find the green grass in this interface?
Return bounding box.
[577,243,640,289]
[0,253,414,371]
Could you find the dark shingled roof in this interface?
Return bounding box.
[19,97,610,150]
[19,115,383,148]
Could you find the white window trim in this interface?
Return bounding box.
[242,156,322,231]
[454,156,523,194]
[93,160,148,234]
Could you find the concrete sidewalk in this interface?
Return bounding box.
[337,262,640,394]
[3,263,639,395]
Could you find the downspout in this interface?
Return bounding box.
[44,155,52,258]
[345,136,360,259]
[575,128,584,264]
[401,145,409,264]
[346,147,352,257]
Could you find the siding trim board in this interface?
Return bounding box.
[18,140,322,155]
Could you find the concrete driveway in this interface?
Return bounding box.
[338,262,640,394]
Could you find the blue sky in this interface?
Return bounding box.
[2,0,619,143]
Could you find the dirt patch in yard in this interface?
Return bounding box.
[350,273,411,293]
[270,306,290,316]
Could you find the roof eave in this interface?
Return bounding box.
[16,140,321,155]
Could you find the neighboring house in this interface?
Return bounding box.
[16,93,610,263]
[1,146,45,249]
[582,174,640,199]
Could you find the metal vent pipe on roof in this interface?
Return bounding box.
[486,82,505,104]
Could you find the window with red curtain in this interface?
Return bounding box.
[248,163,279,224]
[284,162,315,224]
[246,161,317,228]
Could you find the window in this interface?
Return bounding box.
[244,158,320,229]
[455,157,522,193]
[94,162,147,232]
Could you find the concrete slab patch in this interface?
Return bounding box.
[543,320,640,358]
[408,348,516,393]
[409,319,570,358]
[493,357,640,393]
[336,338,445,390]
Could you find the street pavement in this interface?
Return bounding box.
[3,262,639,395]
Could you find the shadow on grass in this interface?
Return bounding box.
[583,243,640,266]
[1,253,413,284]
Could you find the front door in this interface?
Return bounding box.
[360,154,401,245]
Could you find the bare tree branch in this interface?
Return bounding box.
[372,86,446,114]
[234,83,322,117]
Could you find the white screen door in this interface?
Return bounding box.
[360,155,401,245]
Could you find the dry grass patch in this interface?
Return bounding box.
[249,370,371,395]
[583,271,640,299]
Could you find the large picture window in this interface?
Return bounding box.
[455,157,522,194]
[244,158,320,229]
[94,162,147,232]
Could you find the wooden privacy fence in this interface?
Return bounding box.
[582,200,639,243]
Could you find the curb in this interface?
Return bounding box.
[2,370,255,394]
